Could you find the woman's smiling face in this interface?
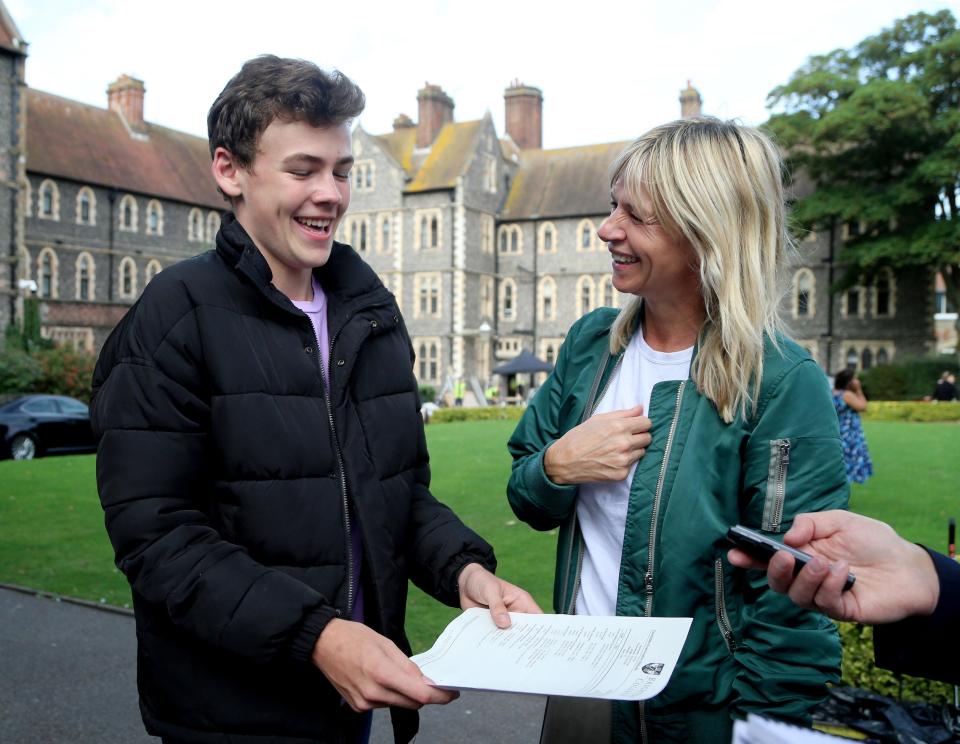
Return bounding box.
[598,177,701,303]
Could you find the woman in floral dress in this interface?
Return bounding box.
[833,368,873,483]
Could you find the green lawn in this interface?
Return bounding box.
[1,421,957,653]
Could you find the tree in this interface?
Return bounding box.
[766,10,960,349]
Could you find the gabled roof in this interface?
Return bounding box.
[500,141,630,220]
[26,88,223,209]
[0,1,25,56]
[372,120,485,193]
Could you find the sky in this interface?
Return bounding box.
[7,0,960,150]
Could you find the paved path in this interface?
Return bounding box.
[0,586,545,743]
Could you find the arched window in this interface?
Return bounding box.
[876,347,889,365]
[576,275,594,317]
[379,215,391,253]
[861,347,873,370]
[793,269,815,318]
[577,219,596,252]
[873,269,895,317]
[846,348,858,370]
[38,179,60,220]
[543,343,556,366]
[843,286,863,317]
[414,273,442,318]
[75,252,95,301]
[145,259,162,284]
[37,247,58,298]
[500,278,517,321]
[498,225,522,254]
[118,194,138,232]
[206,211,220,242]
[419,216,428,250]
[539,276,557,321]
[416,339,440,383]
[539,223,556,253]
[118,256,138,299]
[146,200,164,235]
[499,228,508,253]
[430,216,438,248]
[188,208,204,241]
[76,186,96,225]
[598,275,614,307]
[359,220,368,252]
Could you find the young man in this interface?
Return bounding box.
[91,56,538,744]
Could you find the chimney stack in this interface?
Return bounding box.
[416,83,454,148]
[393,113,415,132]
[108,74,146,128]
[504,80,542,150]
[679,81,702,118]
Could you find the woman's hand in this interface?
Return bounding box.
[543,405,652,484]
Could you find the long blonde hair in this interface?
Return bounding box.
[608,118,794,423]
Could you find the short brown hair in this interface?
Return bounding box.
[207,55,365,168]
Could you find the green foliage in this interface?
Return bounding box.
[766,10,960,324]
[862,401,960,422]
[0,349,41,393]
[418,384,437,403]
[0,346,96,401]
[837,622,952,703]
[429,406,525,423]
[860,357,959,400]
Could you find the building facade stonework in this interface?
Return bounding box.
[0,1,936,397]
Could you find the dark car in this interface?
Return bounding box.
[0,394,96,460]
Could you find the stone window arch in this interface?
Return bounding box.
[872,268,896,318]
[538,222,557,254]
[792,269,815,318]
[413,272,442,319]
[37,247,59,298]
[146,200,164,236]
[538,276,557,321]
[146,259,162,284]
[576,275,594,317]
[577,219,596,252]
[38,179,60,220]
[378,214,392,254]
[118,194,138,232]
[500,277,518,321]
[75,252,96,301]
[498,225,522,255]
[118,256,138,300]
[597,275,616,307]
[841,283,865,318]
[76,186,96,226]
[206,211,221,242]
[188,208,204,241]
[415,338,441,383]
[17,246,30,283]
[415,209,442,251]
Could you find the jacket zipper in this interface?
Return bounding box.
[561,353,624,614]
[714,559,737,653]
[771,440,790,533]
[639,380,686,744]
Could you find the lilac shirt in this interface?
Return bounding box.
[292,277,364,623]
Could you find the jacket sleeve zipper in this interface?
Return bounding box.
[771,440,790,533]
[714,559,737,653]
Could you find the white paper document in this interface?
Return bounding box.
[732,714,851,743]
[411,609,692,700]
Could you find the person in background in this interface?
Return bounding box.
[454,378,466,407]
[932,371,957,402]
[728,509,960,685]
[91,55,538,744]
[507,117,848,743]
[832,368,873,484]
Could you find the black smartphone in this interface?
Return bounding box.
[726,525,855,592]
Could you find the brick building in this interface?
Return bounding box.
[0,4,937,400]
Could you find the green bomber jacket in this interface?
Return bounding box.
[507,308,849,744]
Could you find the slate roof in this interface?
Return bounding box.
[373,120,486,193]
[26,88,223,209]
[500,141,630,221]
[0,1,25,56]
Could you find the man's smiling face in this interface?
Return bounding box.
[227,119,353,296]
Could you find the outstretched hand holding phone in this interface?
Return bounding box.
[727,511,940,624]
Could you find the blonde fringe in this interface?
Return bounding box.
[608,119,795,423]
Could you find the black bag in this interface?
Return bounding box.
[813,686,959,743]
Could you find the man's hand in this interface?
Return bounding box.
[457,563,542,628]
[544,405,652,485]
[728,510,940,624]
[311,619,458,712]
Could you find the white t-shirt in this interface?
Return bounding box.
[574,329,693,616]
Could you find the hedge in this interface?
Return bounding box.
[0,347,97,402]
[861,401,960,423]
[859,357,958,401]
[428,406,525,424]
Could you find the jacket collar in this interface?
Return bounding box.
[215,212,391,314]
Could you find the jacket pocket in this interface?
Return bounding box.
[762,439,791,532]
[714,559,737,654]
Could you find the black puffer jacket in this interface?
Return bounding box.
[91,213,495,744]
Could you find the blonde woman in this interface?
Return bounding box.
[507,118,848,743]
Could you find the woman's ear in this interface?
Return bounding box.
[211,147,244,200]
